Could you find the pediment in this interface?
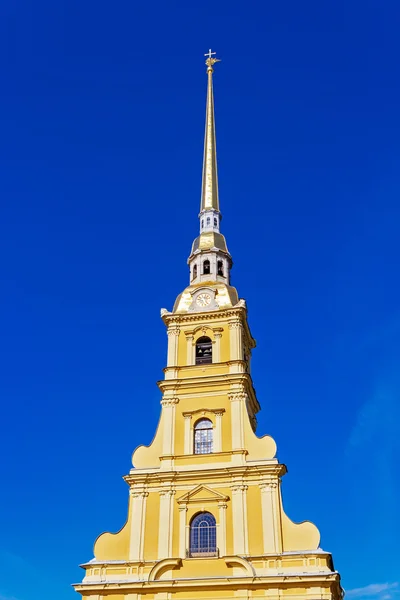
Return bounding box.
[177,484,229,505]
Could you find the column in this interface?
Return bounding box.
[183,414,192,454]
[178,504,188,558]
[129,489,148,561]
[231,484,249,555]
[158,490,175,559]
[260,480,282,554]
[185,332,194,365]
[214,411,223,452]
[229,392,245,450]
[218,502,228,556]
[161,397,179,456]
[228,320,243,361]
[167,326,180,367]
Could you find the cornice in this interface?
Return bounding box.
[161,304,256,348]
[161,305,247,326]
[158,370,261,415]
[123,462,286,486]
[73,570,341,592]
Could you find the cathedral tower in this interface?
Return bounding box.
[74,52,342,600]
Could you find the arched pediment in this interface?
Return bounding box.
[148,558,182,581]
[224,556,255,576]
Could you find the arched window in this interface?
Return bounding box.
[217,260,224,276]
[192,264,197,280]
[203,260,210,275]
[214,217,217,227]
[189,512,217,557]
[195,336,212,365]
[206,217,211,226]
[194,418,213,454]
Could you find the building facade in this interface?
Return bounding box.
[74,52,342,600]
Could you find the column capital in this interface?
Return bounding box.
[259,479,279,492]
[228,320,242,330]
[218,501,228,509]
[159,489,176,497]
[129,488,149,498]
[228,391,247,403]
[167,326,180,336]
[231,484,248,494]
[161,397,179,407]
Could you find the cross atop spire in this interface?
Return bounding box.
[204,48,221,72]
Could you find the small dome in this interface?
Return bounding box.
[191,232,229,255]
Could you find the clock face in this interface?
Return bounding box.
[196,293,212,307]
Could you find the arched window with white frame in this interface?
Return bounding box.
[194,418,213,454]
[189,512,217,557]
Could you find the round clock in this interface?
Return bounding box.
[196,293,212,307]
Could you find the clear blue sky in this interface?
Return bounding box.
[0,2,399,599]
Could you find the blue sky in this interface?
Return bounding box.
[0,1,399,599]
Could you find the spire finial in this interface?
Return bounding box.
[204,48,221,72]
[200,49,220,216]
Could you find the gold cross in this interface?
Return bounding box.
[204,49,220,70]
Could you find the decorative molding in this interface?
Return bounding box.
[228,392,247,403]
[161,397,179,407]
[167,326,180,336]
[224,556,255,576]
[231,484,248,494]
[148,558,182,582]
[228,321,242,329]
[182,407,225,418]
[260,479,279,491]
[129,488,148,498]
[159,489,176,498]
[162,307,247,326]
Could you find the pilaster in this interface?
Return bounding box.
[229,392,246,450]
[231,484,249,555]
[229,320,243,361]
[167,326,180,367]
[158,490,175,559]
[218,501,228,556]
[260,478,283,554]
[213,328,223,362]
[161,397,179,457]
[184,331,194,366]
[183,414,192,454]
[178,504,188,558]
[214,410,223,452]
[129,488,148,561]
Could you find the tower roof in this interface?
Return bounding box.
[200,50,220,214]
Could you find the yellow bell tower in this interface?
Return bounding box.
[74,51,343,600]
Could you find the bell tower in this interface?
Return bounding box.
[74,51,343,600]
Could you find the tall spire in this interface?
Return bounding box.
[200,50,220,214]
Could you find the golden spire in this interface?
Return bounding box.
[200,49,221,213]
